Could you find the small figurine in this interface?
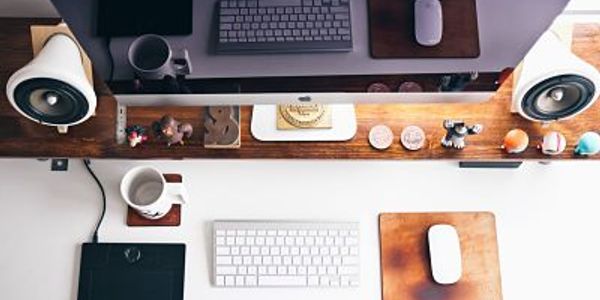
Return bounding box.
[501,129,529,154]
[538,131,566,156]
[441,120,483,149]
[574,131,600,156]
[152,115,194,147]
[125,125,148,148]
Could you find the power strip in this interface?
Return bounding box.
[116,104,127,144]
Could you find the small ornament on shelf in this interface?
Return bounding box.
[204,106,241,149]
[125,125,148,148]
[538,131,566,155]
[152,115,194,147]
[574,132,600,156]
[400,125,425,151]
[501,129,529,154]
[441,120,482,149]
[368,124,394,150]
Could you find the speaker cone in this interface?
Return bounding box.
[13,78,89,125]
[521,75,595,121]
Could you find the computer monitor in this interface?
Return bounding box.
[49,0,570,140]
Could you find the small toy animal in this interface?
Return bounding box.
[574,131,600,156]
[125,125,148,148]
[152,115,193,146]
[538,131,566,156]
[501,128,529,154]
[441,120,483,149]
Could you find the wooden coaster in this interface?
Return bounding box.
[126,174,182,227]
[379,212,503,300]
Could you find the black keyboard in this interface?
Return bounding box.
[216,0,353,54]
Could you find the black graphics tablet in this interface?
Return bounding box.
[96,0,193,37]
[77,243,185,300]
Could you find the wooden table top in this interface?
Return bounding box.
[1,18,599,160]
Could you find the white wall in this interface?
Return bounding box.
[0,0,58,17]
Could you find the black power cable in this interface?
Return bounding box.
[83,159,106,243]
[105,37,114,82]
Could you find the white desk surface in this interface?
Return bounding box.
[0,159,598,299]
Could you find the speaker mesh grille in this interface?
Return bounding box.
[521,75,595,121]
[13,78,90,125]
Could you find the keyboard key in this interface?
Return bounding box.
[246,276,258,286]
[216,247,230,255]
[217,266,237,275]
[236,276,245,286]
[238,266,247,274]
[216,256,232,265]
[216,276,225,286]
[225,276,235,286]
[343,256,358,265]
[259,276,307,286]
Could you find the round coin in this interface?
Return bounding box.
[369,124,394,150]
[400,125,426,151]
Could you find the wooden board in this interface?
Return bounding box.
[379,212,502,300]
[368,0,480,58]
[126,174,182,227]
[1,18,600,161]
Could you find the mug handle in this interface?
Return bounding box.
[171,48,192,75]
[165,182,188,204]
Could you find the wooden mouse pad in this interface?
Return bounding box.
[368,0,480,58]
[379,212,502,300]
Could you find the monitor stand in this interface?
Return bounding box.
[250,104,357,141]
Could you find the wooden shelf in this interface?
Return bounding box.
[1,18,599,160]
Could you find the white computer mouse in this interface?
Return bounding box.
[414,0,443,46]
[428,224,462,285]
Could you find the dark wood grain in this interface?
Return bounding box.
[1,18,600,160]
[368,0,480,58]
[379,212,502,300]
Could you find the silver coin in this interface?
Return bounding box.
[369,125,394,150]
[400,125,425,151]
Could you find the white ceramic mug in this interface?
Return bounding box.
[120,166,188,219]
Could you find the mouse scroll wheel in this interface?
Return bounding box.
[124,246,142,263]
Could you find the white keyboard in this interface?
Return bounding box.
[213,220,360,287]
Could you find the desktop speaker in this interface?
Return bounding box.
[512,29,600,122]
[5,32,96,133]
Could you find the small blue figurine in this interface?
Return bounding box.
[574,132,600,156]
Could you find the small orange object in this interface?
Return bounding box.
[502,129,529,153]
